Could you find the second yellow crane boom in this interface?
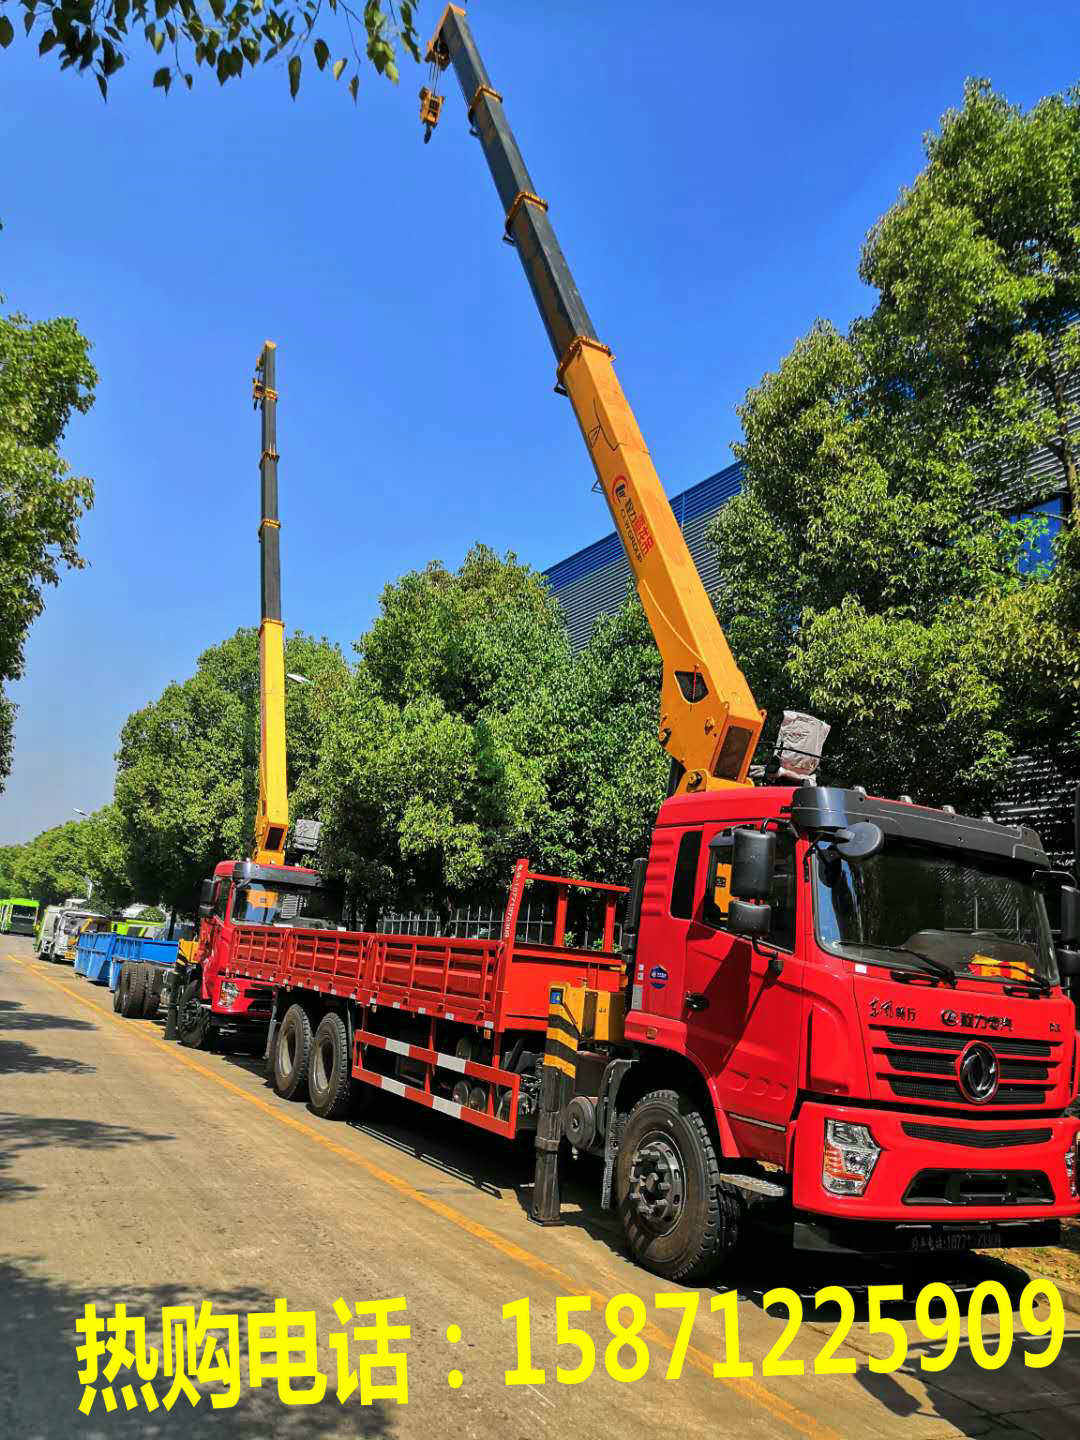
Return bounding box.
[252,341,289,864]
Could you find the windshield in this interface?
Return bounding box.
[813,840,1057,986]
[230,882,342,931]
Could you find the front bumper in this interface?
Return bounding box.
[211,974,273,1023]
[793,1099,1080,1225]
[794,1215,1061,1254]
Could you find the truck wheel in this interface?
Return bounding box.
[121,964,148,1019]
[178,978,212,1049]
[142,970,164,1018]
[112,973,124,1012]
[616,1089,740,1283]
[273,1004,313,1101]
[308,1012,356,1120]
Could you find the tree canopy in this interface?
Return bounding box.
[710,78,1079,809]
[0,0,419,101]
[0,300,96,787]
[316,547,669,920]
[2,817,94,908]
[114,627,348,913]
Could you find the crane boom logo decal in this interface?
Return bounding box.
[609,476,655,562]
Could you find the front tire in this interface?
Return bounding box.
[616,1088,741,1282]
[273,1004,314,1101]
[177,975,213,1048]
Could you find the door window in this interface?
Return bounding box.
[213,881,231,922]
[703,828,797,953]
[670,831,703,919]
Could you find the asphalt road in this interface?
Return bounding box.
[2,937,1079,1440]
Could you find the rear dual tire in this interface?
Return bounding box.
[308,1012,356,1120]
[120,964,147,1019]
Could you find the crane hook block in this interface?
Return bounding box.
[420,87,443,142]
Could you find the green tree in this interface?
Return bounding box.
[114,627,347,913]
[6,818,94,907]
[546,591,667,885]
[0,0,419,101]
[709,78,1080,808]
[82,804,138,913]
[861,78,1080,514]
[317,546,575,918]
[0,300,96,787]
[0,842,21,896]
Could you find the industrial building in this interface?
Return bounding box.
[544,438,1076,865]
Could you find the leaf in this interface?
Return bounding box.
[332,56,345,80]
[38,28,57,54]
[96,72,107,100]
[0,15,14,47]
[348,73,358,102]
[153,65,171,91]
[288,52,300,98]
[313,36,328,70]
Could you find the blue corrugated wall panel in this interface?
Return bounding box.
[544,459,744,649]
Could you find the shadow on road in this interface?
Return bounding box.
[0,1113,176,1204]
[853,1331,1080,1435]
[0,1258,397,1439]
[0,1038,96,1078]
[0,996,97,1033]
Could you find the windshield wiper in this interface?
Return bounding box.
[851,942,959,986]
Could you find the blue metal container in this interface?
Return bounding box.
[77,931,121,984]
[109,933,180,993]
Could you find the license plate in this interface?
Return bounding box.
[909,1229,1002,1252]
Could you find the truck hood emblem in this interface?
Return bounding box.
[956,1042,999,1104]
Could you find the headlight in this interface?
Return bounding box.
[1067,1140,1078,1199]
[823,1118,881,1196]
[218,981,240,1009]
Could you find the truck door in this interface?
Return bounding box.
[683,824,804,1163]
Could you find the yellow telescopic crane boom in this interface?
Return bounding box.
[422,7,764,792]
[252,341,289,864]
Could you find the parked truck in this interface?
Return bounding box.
[180,8,1080,1280]
[163,342,343,1050]
[0,897,39,937]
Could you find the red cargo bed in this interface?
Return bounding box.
[223,859,628,1035]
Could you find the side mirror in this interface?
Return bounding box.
[198,878,214,919]
[728,898,772,937]
[1060,885,1080,947]
[833,822,884,863]
[1057,948,1080,979]
[709,828,776,901]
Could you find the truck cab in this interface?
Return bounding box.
[174,859,343,1047]
[617,784,1079,1267]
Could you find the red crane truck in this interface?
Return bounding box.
[170,343,344,1049]
[190,9,1080,1280]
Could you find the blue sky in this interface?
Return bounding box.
[1,0,1078,844]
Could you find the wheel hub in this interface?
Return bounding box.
[629,1138,684,1226]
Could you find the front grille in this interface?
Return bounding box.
[889,1077,1048,1106]
[883,1027,1053,1058]
[902,1122,1054,1149]
[874,1024,1060,1109]
[886,1052,1049,1081]
[903,1168,1054,1206]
